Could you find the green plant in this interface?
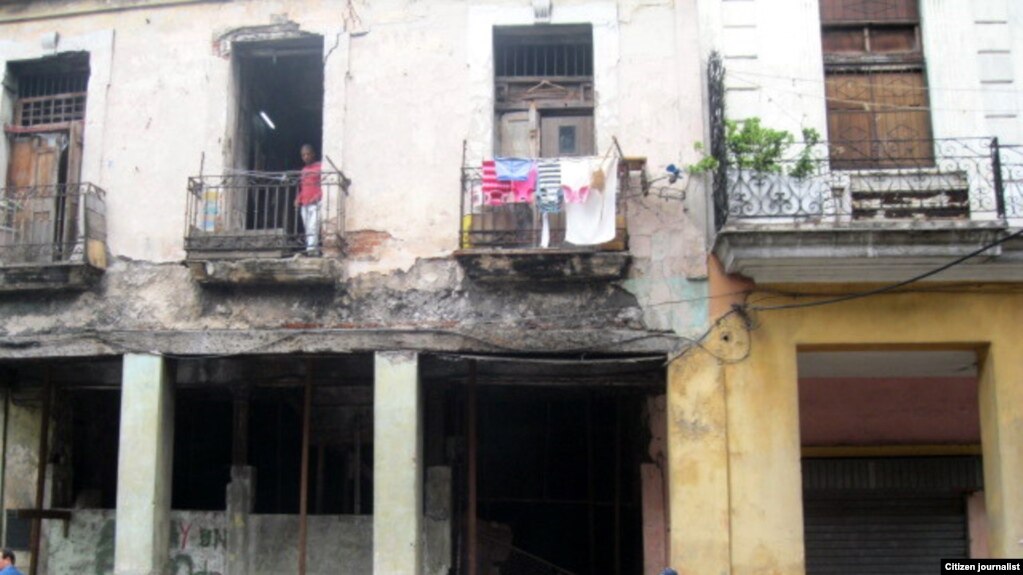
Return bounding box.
[687,119,821,179]
[788,127,822,180]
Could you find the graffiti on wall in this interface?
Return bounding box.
[169,516,227,575]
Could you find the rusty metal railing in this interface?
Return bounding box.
[185,171,348,259]
[0,182,106,267]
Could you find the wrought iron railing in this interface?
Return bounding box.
[0,183,106,266]
[459,161,629,250]
[717,138,1023,227]
[185,171,347,258]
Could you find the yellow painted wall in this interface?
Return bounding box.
[668,287,1023,574]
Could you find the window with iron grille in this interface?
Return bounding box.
[493,25,595,158]
[820,0,933,169]
[9,53,90,128]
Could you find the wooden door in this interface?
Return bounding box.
[540,115,594,158]
[4,133,61,263]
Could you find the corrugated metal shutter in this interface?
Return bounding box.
[804,496,967,574]
[803,457,978,575]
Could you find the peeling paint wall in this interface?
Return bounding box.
[0,0,710,341]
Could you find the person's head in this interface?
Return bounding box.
[0,548,16,567]
[300,144,317,166]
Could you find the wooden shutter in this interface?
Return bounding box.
[826,71,932,168]
[820,0,919,25]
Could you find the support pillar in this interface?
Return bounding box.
[979,342,1023,558]
[373,351,423,575]
[667,349,731,574]
[115,354,174,575]
[722,320,804,575]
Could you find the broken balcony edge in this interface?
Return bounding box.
[0,262,105,293]
[454,248,631,282]
[188,257,343,286]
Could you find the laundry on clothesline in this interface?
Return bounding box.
[475,149,621,246]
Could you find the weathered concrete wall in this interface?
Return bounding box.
[672,289,1023,571]
[44,510,375,575]
[0,0,709,275]
[0,0,710,342]
[1,387,48,571]
[249,515,372,575]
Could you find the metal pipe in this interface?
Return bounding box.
[467,360,478,575]
[29,368,52,575]
[992,137,1006,219]
[298,360,312,575]
[586,396,595,575]
[315,443,325,515]
[353,420,362,514]
[232,388,249,466]
[613,401,622,575]
[0,384,9,547]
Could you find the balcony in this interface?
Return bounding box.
[0,183,107,292]
[454,158,637,283]
[184,171,347,286]
[712,138,1023,283]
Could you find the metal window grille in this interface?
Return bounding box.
[13,71,89,127]
[495,42,593,77]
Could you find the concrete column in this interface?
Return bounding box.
[115,354,174,575]
[723,320,804,575]
[373,351,423,575]
[225,466,255,575]
[668,349,731,574]
[979,342,1023,558]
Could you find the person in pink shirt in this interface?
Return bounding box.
[295,144,323,256]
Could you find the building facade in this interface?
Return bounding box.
[1,0,1022,574]
[698,0,1023,572]
[0,1,709,574]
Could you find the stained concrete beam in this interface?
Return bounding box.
[187,258,342,286]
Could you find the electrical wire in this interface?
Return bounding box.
[748,228,1023,311]
[727,72,1017,115]
[725,68,1023,96]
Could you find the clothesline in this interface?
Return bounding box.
[471,150,622,247]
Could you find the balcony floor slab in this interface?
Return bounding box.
[188,257,342,286]
[0,262,104,292]
[454,248,631,283]
[713,221,1023,283]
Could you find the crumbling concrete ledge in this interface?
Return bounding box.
[0,262,104,293]
[454,248,631,283]
[188,257,343,286]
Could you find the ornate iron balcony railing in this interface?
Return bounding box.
[185,171,348,259]
[714,138,1023,227]
[0,182,106,267]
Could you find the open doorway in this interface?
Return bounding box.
[798,349,985,572]
[229,36,323,238]
[427,356,663,575]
